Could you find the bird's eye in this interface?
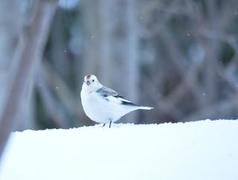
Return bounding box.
[92,79,95,82]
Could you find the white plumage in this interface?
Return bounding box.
[81,74,153,127]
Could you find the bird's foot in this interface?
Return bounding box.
[101,121,112,128]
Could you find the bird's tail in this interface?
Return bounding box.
[138,106,154,110]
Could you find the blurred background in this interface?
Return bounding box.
[1,0,238,131]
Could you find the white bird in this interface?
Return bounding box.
[81,74,153,127]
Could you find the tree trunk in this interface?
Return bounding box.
[0,0,57,162]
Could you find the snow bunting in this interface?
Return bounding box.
[81,74,153,127]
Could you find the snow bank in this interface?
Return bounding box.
[0,120,238,180]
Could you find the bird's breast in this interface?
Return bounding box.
[81,90,113,123]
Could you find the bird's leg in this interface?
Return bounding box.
[102,123,106,127]
[109,121,112,128]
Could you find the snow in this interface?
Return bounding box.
[0,120,238,180]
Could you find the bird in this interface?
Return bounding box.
[81,74,153,127]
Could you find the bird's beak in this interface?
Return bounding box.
[86,81,90,86]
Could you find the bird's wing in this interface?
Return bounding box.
[96,87,137,106]
[96,86,118,97]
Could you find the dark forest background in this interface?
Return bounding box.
[0,0,238,131]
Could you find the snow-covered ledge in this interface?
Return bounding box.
[0,120,238,180]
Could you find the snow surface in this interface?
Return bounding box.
[0,120,238,180]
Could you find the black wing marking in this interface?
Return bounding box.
[114,95,124,98]
[121,100,137,106]
[115,95,138,106]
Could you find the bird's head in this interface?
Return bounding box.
[83,74,102,93]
